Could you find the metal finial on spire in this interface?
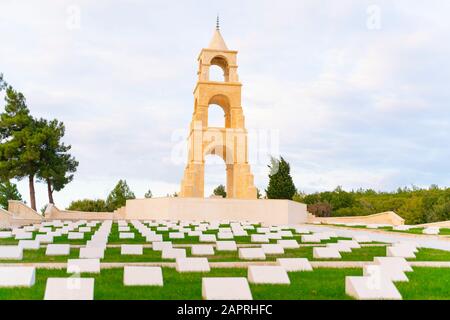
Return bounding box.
[216,14,220,30]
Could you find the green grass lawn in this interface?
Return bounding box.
[396,267,450,300]
[410,248,450,261]
[0,266,448,300]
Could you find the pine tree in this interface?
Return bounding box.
[144,189,153,198]
[106,180,135,211]
[265,156,296,200]
[0,181,23,209]
[0,86,40,210]
[213,184,226,198]
[36,118,78,204]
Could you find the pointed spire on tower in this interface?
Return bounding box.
[208,15,228,50]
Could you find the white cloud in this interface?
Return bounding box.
[1,0,449,209]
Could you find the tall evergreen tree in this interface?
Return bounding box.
[36,118,78,204]
[0,86,42,210]
[0,180,22,209]
[106,180,135,211]
[265,156,297,200]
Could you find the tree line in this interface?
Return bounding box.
[214,156,449,224]
[0,74,78,211]
[67,180,152,212]
[294,185,450,225]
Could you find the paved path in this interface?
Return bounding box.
[305,224,450,251]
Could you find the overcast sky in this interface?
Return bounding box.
[1,0,449,210]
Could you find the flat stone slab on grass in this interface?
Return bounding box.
[121,244,143,255]
[191,245,215,256]
[188,230,202,237]
[345,276,402,300]
[232,230,248,237]
[67,259,101,273]
[46,244,70,256]
[80,247,105,259]
[176,257,210,272]
[248,266,290,284]
[337,240,361,249]
[78,227,91,233]
[267,233,282,240]
[152,241,172,251]
[123,266,163,286]
[277,239,299,249]
[313,247,341,259]
[0,232,12,239]
[373,257,413,272]
[169,232,185,239]
[0,246,23,260]
[118,226,130,232]
[277,258,313,272]
[18,240,40,250]
[301,235,321,243]
[423,227,439,235]
[0,266,35,287]
[217,232,234,240]
[363,264,409,282]
[238,248,266,260]
[14,233,33,240]
[327,243,352,253]
[199,234,217,242]
[35,234,54,244]
[294,227,310,234]
[162,248,186,259]
[119,232,135,239]
[261,244,284,255]
[146,234,163,242]
[216,241,237,251]
[279,231,293,238]
[251,234,269,243]
[202,277,252,300]
[386,246,416,258]
[44,278,94,300]
[68,232,84,240]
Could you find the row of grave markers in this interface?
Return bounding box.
[0,219,427,300]
[0,255,413,300]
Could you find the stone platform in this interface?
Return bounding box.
[123,197,308,225]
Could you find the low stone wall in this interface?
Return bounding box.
[125,197,308,225]
[44,204,118,221]
[8,200,43,220]
[0,208,12,229]
[308,211,405,226]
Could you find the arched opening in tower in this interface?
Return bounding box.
[209,64,225,82]
[208,103,226,127]
[204,154,227,198]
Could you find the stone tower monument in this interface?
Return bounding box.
[180,20,257,199]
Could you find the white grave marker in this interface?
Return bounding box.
[202,277,252,300]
